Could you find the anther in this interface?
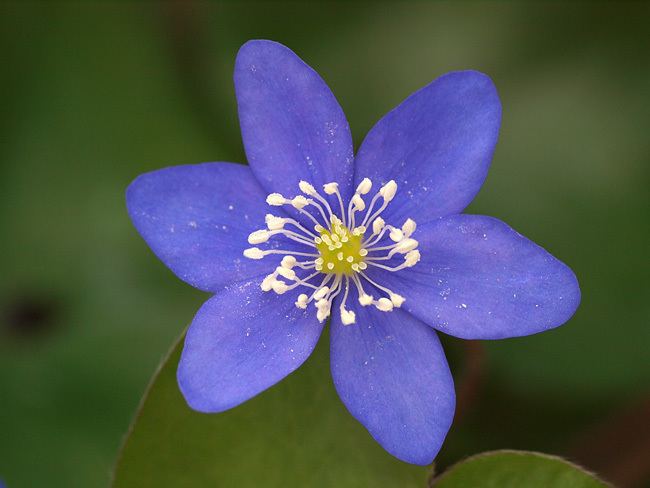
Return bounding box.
[266,193,285,206]
[375,297,394,311]
[356,178,372,195]
[243,247,265,259]
[291,195,309,209]
[299,180,317,196]
[340,308,356,325]
[265,214,286,230]
[313,287,330,300]
[402,218,416,237]
[281,255,297,268]
[261,274,275,292]
[404,250,421,267]
[359,294,374,306]
[248,229,271,244]
[379,180,397,202]
[295,294,308,309]
[389,293,405,307]
[392,238,419,255]
[351,194,365,211]
[272,280,289,294]
[389,228,404,242]
[276,266,296,281]
[372,217,385,235]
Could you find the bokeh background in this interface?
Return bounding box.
[1,1,649,487]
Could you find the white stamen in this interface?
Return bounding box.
[359,293,374,306]
[313,286,330,300]
[299,180,317,196]
[389,228,403,242]
[360,181,397,228]
[261,274,275,292]
[265,214,286,230]
[248,229,271,244]
[341,308,356,325]
[379,180,397,202]
[281,255,297,268]
[338,278,356,325]
[272,280,289,294]
[291,195,309,209]
[276,266,296,281]
[266,193,285,206]
[404,250,421,267]
[295,293,308,309]
[293,259,316,269]
[375,297,394,312]
[245,177,420,324]
[391,238,419,255]
[324,182,347,227]
[402,218,416,237]
[390,293,405,307]
[316,298,331,323]
[243,247,265,259]
[356,178,372,195]
[372,217,385,235]
[351,194,365,211]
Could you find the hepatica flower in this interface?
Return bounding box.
[127,40,580,465]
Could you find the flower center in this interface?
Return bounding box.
[243,178,420,325]
[315,225,365,275]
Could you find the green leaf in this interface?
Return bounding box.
[431,450,609,488]
[111,329,427,488]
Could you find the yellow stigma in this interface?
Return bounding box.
[315,224,366,275]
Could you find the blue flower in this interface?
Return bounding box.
[127,40,580,465]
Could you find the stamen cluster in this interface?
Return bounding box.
[243,178,421,325]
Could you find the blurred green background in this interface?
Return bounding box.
[1,1,649,487]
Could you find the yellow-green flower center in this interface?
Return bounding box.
[315,225,367,275]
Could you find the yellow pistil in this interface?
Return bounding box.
[315,225,365,275]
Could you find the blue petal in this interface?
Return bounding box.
[127,162,301,292]
[235,40,355,202]
[178,278,324,413]
[354,71,501,223]
[330,304,455,465]
[365,215,580,339]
